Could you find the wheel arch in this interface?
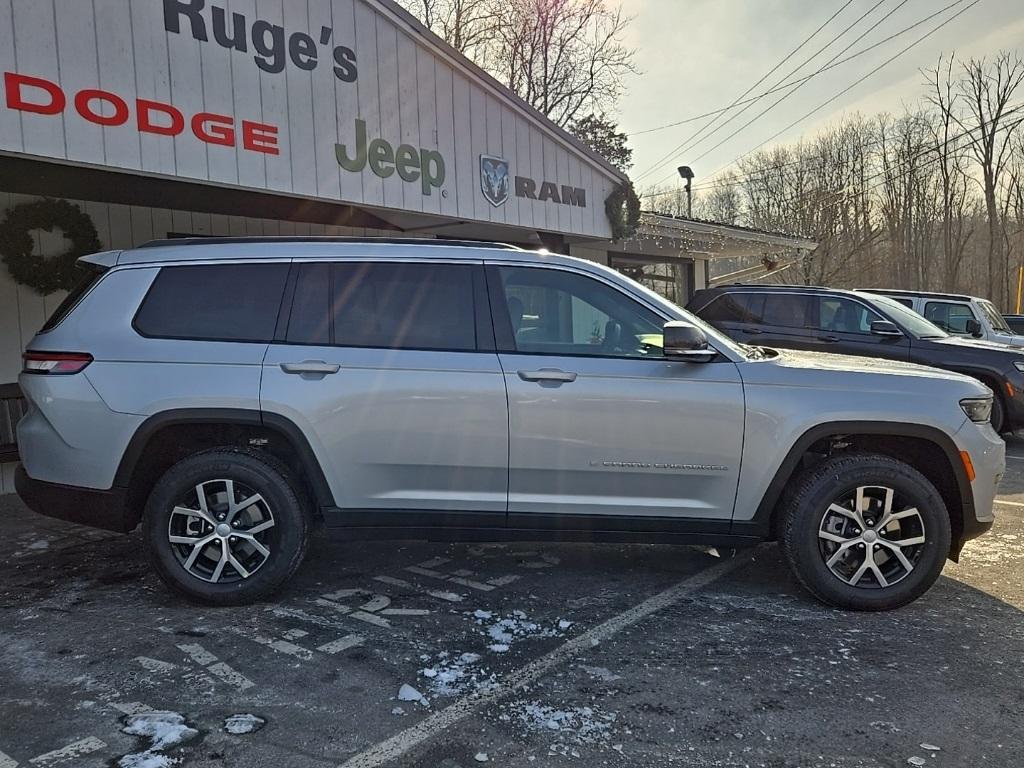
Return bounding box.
[114,408,335,527]
[746,421,974,559]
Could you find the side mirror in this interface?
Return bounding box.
[965,318,983,337]
[663,321,715,362]
[870,320,903,337]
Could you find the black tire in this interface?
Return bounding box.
[990,391,1006,434]
[142,449,311,605]
[779,452,951,611]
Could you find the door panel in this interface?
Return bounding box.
[488,264,744,522]
[501,353,745,520]
[262,346,508,512]
[261,261,508,515]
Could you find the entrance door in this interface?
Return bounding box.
[261,260,508,523]
[487,264,745,526]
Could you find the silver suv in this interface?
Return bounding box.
[15,238,1004,610]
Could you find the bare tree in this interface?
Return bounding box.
[395,0,498,59]
[924,56,976,292]
[954,53,1024,306]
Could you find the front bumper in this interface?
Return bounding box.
[951,419,1004,557]
[15,466,135,533]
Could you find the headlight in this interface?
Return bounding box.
[960,397,993,423]
[1014,361,1024,372]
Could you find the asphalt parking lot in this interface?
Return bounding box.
[1,445,1022,768]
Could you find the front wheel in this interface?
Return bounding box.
[142,449,311,605]
[780,452,951,611]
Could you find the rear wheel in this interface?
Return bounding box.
[780,452,950,611]
[142,449,310,605]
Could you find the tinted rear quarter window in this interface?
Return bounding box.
[286,262,477,351]
[702,292,764,324]
[40,263,109,332]
[134,263,290,342]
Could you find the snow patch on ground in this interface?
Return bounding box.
[224,713,265,735]
[471,610,571,652]
[420,651,496,697]
[119,711,197,768]
[514,702,617,746]
[398,683,430,706]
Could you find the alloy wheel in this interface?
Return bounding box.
[167,478,276,583]
[817,485,926,589]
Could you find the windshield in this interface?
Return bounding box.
[979,299,1012,333]
[860,293,949,339]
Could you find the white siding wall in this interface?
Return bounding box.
[0,0,618,238]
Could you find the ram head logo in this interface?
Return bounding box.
[480,155,510,207]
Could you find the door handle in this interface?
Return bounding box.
[517,368,577,383]
[818,335,840,343]
[280,360,341,375]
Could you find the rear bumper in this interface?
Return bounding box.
[15,466,134,533]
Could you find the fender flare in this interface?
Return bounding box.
[113,408,335,508]
[740,420,974,541]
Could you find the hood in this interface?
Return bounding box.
[766,348,965,381]
[930,335,1024,357]
[986,331,1024,348]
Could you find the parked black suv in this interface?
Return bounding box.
[688,285,1024,433]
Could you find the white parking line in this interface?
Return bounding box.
[317,634,365,655]
[338,553,752,768]
[1004,454,1024,460]
[28,737,106,766]
[995,498,1024,508]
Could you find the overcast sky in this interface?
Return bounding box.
[617,0,1024,194]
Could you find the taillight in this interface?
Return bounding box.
[22,351,93,375]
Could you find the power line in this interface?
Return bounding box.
[665,0,915,182]
[634,0,891,183]
[686,0,985,192]
[627,0,967,139]
[631,0,860,182]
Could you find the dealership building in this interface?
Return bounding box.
[0,0,814,491]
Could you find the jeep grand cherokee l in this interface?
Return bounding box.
[16,238,1003,611]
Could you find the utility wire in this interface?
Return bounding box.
[631,0,858,182]
[628,0,967,138]
[634,0,891,183]
[684,0,985,193]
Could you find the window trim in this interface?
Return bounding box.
[131,261,292,344]
[279,259,492,354]
[485,263,691,361]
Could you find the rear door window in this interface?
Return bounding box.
[41,263,109,332]
[286,262,478,351]
[762,294,812,329]
[134,262,290,342]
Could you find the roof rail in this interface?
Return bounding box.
[136,236,524,250]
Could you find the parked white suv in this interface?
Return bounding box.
[859,288,1024,347]
[16,238,1004,610]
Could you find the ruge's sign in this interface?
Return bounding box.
[0,0,617,238]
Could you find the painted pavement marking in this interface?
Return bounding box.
[317,634,365,655]
[339,553,752,768]
[175,643,255,690]
[28,737,106,766]
[0,751,17,768]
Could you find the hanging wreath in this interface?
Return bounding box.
[604,180,642,242]
[0,198,102,295]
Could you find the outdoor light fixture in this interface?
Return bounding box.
[677,165,695,218]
